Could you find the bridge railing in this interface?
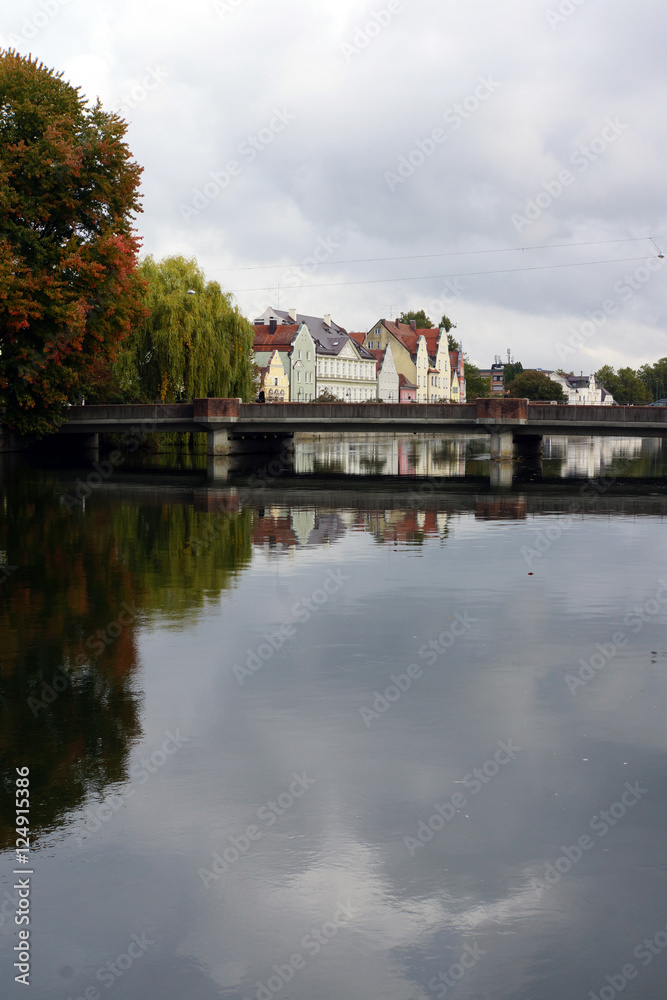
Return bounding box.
[65,403,195,421]
[527,403,667,423]
[239,402,478,419]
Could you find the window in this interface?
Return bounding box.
[297,371,301,382]
[274,378,278,386]
[298,350,302,359]
[306,351,310,360]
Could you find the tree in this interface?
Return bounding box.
[113,255,255,402]
[463,358,490,399]
[447,331,458,350]
[0,51,146,437]
[439,314,456,334]
[638,358,667,401]
[596,365,652,403]
[503,360,523,385]
[399,309,431,328]
[506,370,567,402]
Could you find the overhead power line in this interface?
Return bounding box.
[229,254,661,294]
[212,234,667,274]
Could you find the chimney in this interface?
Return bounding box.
[323,313,331,327]
[410,319,416,332]
[288,307,297,323]
[395,317,400,327]
[269,318,277,335]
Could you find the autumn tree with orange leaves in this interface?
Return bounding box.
[0,50,147,437]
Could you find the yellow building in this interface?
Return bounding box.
[257,349,289,402]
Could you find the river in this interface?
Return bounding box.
[1,433,666,1000]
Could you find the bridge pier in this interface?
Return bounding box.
[489,431,514,460]
[207,429,233,456]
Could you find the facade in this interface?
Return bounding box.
[547,371,615,405]
[252,319,317,401]
[256,349,289,401]
[362,319,461,402]
[369,346,399,402]
[478,363,505,395]
[398,374,417,402]
[255,308,376,400]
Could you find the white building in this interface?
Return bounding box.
[547,371,615,405]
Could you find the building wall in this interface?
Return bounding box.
[289,324,317,401]
[378,349,399,402]
[316,340,377,400]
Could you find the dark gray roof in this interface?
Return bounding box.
[258,308,375,359]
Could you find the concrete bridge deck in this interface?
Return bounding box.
[54,398,667,459]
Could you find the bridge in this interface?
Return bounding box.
[55,397,667,460]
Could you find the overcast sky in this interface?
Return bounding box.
[4,0,666,370]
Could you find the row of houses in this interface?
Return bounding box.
[252,308,466,403]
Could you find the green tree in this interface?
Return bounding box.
[447,331,458,350]
[463,358,490,399]
[596,365,652,403]
[113,255,254,403]
[506,370,567,401]
[399,309,431,328]
[0,51,146,437]
[439,315,456,334]
[503,360,523,385]
[638,358,667,401]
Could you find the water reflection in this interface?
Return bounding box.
[1,457,667,1000]
[0,469,252,851]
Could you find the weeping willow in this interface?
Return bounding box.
[115,255,255,403]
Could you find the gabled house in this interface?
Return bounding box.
[255,308,376,401]
[256,349,289,401]
[367,345,399,403]
[252,318,317,401]
[398,374,417,402]
[361,319,458,402]
[547,371,615,405]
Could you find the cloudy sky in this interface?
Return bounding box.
[4,0,666,370]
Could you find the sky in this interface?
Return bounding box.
[3,0,666,371]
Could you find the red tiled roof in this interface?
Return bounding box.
[398,373,417,388]
[348,331,366,345]
[380,320,441,358]
[252,323,299,351]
